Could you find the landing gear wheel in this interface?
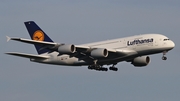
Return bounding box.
[88,65,108,72]
[109,67,113,70]
[112,68,118,71]
[162,56,167,60]
[96,67,108,71]
[109,67,118,71]
[103,68,108,71]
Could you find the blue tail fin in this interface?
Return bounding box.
[24,21,54,54]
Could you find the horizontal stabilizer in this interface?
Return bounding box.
[5,52,49,59]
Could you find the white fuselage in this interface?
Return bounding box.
[31,34,175,66]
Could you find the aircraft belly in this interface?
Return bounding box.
[31,57,87,66]
[54,56,86,66]
[97,54,137,65]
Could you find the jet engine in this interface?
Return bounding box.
[58,44,76,54]
[131,56,150,67]
[91,48,108,58]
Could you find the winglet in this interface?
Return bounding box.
[6,36,11,42]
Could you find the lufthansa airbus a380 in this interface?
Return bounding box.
[6,21,175,71]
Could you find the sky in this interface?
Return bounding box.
[0,0,180,101]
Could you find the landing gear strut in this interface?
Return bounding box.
[88,60,108,71]
[162,51,167,60]
[109,64,118,71]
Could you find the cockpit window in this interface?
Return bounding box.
[163,39,170,41]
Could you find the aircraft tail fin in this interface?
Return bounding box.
[24,21,54,54]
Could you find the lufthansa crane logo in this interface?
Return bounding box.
[33,30,45,41]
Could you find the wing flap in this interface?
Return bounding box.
[5,52,49,59]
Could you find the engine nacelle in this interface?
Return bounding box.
[132,56,150,67]
[58,44,76,54]
[91,48,108,58]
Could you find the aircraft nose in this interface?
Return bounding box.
[170,40,175,49]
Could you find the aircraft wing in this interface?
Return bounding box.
[71,48,137,62]
[7,36,57,46]
[5,52,49,59]
[6,36,90,52]
[6,36,137,62]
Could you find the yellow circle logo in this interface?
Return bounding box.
[33,30,45,41]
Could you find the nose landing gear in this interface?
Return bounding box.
[162,51,167,60]
[162,56,167,60]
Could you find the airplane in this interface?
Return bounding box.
[6,21,175,71]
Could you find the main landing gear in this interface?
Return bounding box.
[88,60,118,72]
[88,65,108,71]
[162,51,167,60]
[88,64,118,72]
[109,64,118,71]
